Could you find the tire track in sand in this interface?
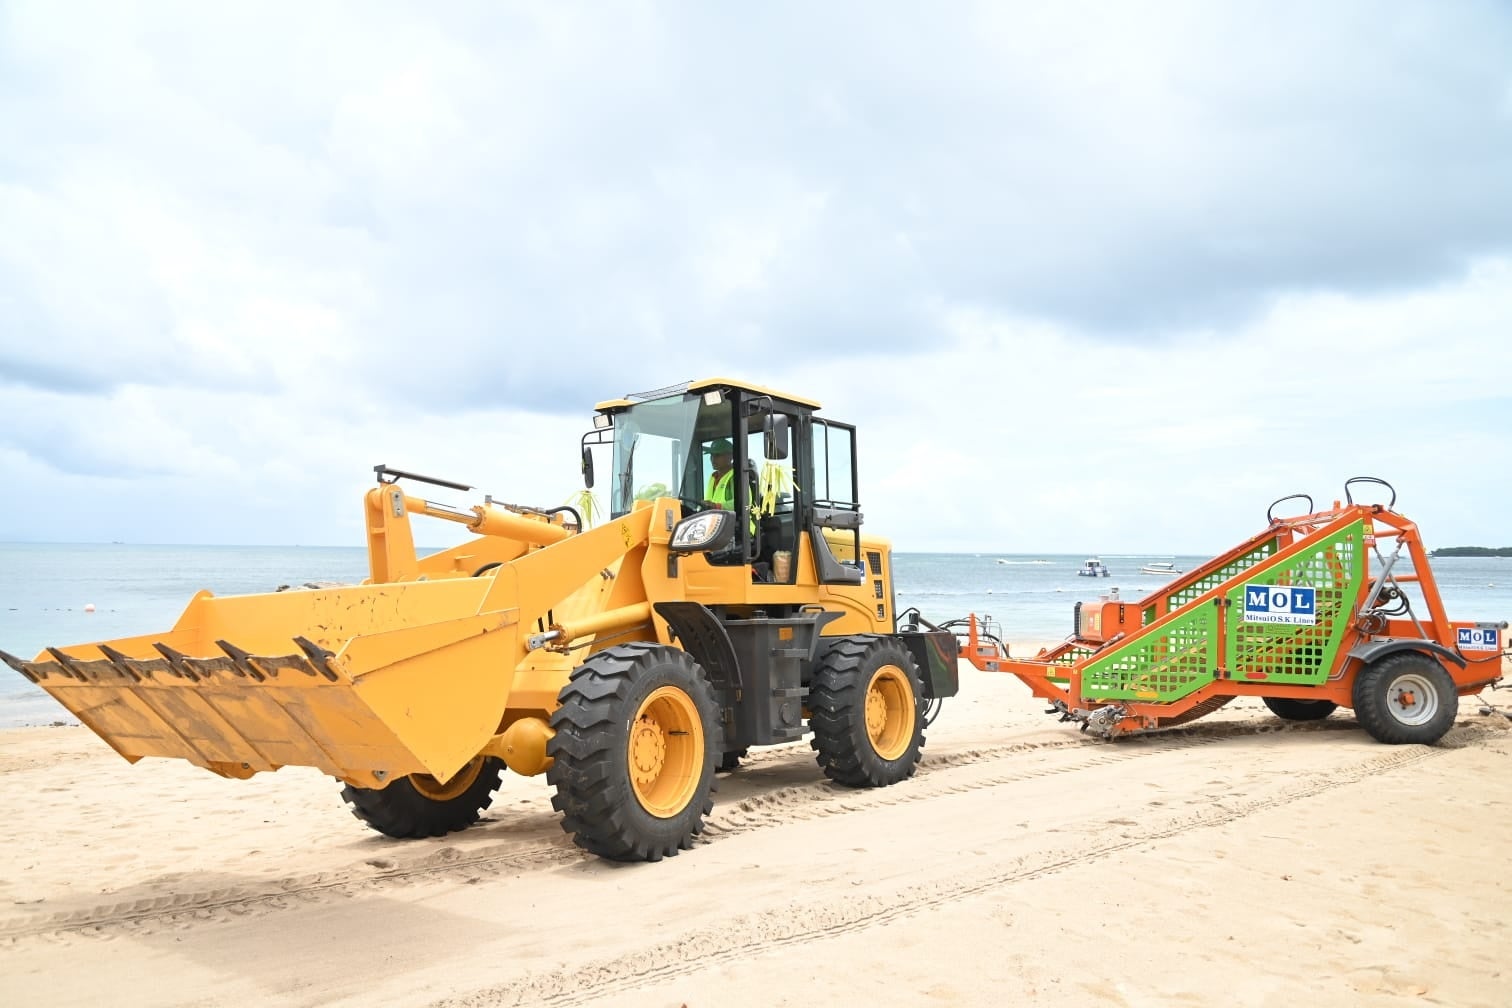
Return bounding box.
[0,833,583,944]
[702,715,1360,836]
[0,727,1215,942]
[0,717,1487,944]
[430,740,1462,1008]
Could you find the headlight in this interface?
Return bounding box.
[670,510,735,553]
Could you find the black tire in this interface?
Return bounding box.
[718,748,749,773]
[547,643,719,861]
[809,636,925,787]
[341,755,504,839]
[1261,696,1338,721]
[1352,651,1458,745]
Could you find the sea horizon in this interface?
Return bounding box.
[3,542,1508,729]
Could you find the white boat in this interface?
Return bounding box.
[1140,561,1182,576]
[1077,558,1110,577]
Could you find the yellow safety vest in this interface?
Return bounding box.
[708,469,736,510]
[708,469,757,540]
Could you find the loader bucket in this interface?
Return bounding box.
[1,580,522,787]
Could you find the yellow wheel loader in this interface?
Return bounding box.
[3,379,961,862]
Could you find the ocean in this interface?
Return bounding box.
[3,543,1509,728]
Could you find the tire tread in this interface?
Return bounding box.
[808,635,925,788]
[341,757,504,839]
[1352,651,1457,745]
[547,643,718,862]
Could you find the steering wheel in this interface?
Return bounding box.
[677,496,708,514]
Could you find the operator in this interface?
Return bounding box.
[704,438,760,552]
[704,439,737,510]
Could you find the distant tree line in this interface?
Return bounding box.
[1429,546,1512,557]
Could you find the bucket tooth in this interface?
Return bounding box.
[293,636,341,682]
[215,639,266,682]
[45,647,89,682]
[0,649,36,682]
[96,644,146,683]
[152,641,200,681]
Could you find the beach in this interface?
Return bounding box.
[2,653,1509,1008]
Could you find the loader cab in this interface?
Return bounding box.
[586,379,864,586]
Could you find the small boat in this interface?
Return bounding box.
[1140,561,1182,576]
[1077,558,1110,577]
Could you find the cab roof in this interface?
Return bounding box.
[595,377,821,412]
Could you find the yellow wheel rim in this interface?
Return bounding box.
[865,664,914,761]
[408,755,485,801]
[629,685,704,818]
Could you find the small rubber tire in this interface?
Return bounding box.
[341,755,504,839]
[1261,697,1338,722]
[547,642,720,862]
[809,636,925,788]
[1352,651,1458,745]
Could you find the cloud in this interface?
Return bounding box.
[814,257,1512,553]
[0,1,1509,553]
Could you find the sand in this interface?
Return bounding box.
[2,650,1510,1008]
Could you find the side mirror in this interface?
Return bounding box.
[581,445,595,489]
[763,415,789,460]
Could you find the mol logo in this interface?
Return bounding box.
[1457,627,1499,652]
[1243,583,1317,625]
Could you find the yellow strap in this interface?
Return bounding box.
[565,490,599,528]
[757,461,796,517]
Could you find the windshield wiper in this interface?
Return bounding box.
[616,433,638,511]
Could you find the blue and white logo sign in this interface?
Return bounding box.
[1243,583,1317,625]
[1457,627,1498,652]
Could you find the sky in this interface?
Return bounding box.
[1,1,1510,556]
